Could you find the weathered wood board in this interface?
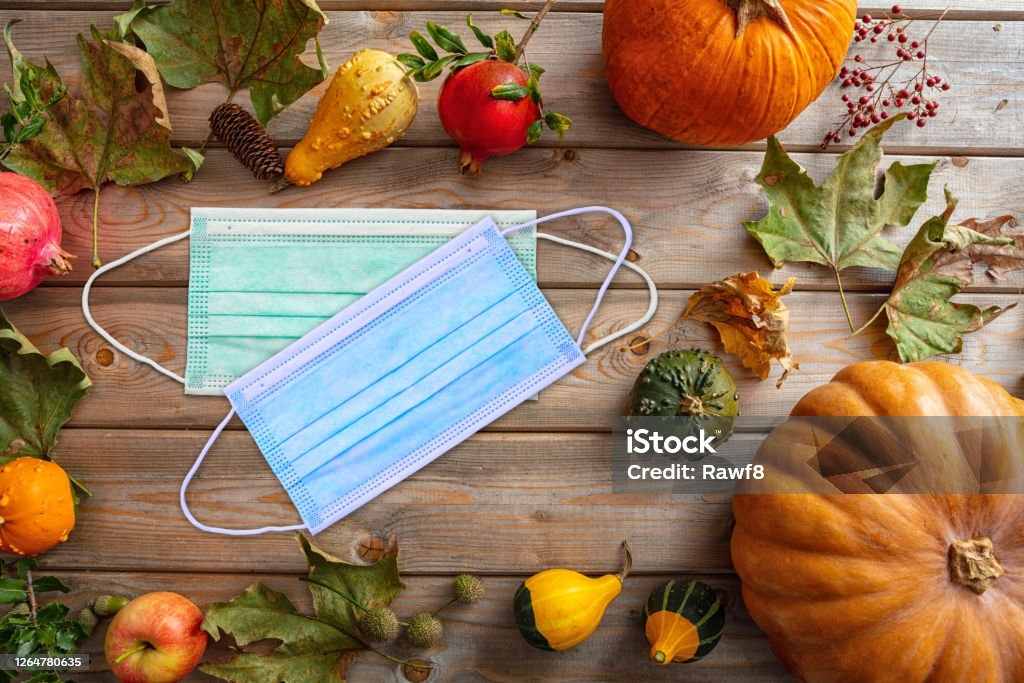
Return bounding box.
[1,0,1021,681]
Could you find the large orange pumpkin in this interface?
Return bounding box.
[0,457,76,556]
[732,362,1024,681]
[602,0,857,146]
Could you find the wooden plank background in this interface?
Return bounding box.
[2,0,1022,680]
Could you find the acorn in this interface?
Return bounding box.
[452,574,485,604]
[78,606,99,636]
[406,612,443,648]
[8,602,30,617]
[359,606,400,643]
[92,594,130,616]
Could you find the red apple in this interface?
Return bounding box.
[104,592,207,683]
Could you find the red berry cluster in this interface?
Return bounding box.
[822,5,950,149]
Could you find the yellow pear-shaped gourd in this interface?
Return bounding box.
[285,49,418,186]
[514,542,631,651]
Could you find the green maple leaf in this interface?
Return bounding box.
[883,189,1020,362]
[201,534,403,683]
[0,308,90,494]
[298,533,404,627]
[744,116,935,328]
[129,0,329,126]
[1,21,192,267]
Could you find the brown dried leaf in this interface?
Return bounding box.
[682,272,798,388]
[958,215,1023,280]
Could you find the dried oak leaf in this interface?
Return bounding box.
[129,0,329,126]
[884,190,1022,362]
[1,21,192,267]
[683,272,798,388]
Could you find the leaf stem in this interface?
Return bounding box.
[199,89,238,157]
[834,269,856,332]
[334,623,431,672]
[91,188,101,269]
[513,0,556,64]
[849,301,887,338]
[299,577,370,614]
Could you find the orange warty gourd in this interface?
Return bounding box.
[732,361,1024,681]
[602,0,857,147]
[0,457,76,556]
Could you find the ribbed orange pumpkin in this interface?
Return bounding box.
[0,457,76,556]
[732,362,1024,681]
[602,0,857,146]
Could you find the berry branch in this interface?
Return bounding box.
[823,5,951,149]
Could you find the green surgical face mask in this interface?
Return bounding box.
[83,208,536,395]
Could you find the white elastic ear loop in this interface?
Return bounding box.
[502,207,655,355]
[82,230,191,385]
[181,407,307,535]
[537,233,658,355]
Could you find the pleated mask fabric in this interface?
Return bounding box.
[81,208,536,395]
[180,207,657,536]
[82,206,658,537]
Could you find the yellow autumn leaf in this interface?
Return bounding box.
[682,272,798,388]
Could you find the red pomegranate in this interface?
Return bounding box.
[0,172,72,301]
[438,58,542,175]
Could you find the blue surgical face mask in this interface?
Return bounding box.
[83,208,537,394]
[84,207,657,536]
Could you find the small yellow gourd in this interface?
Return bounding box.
[514,542,631,651]
[284,49,419,187]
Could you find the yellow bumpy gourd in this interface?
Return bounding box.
[514,542,632,651]
[285,49,418,186]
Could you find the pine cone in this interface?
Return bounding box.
[209,103,284,180]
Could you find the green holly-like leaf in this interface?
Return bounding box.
[1,20,192,267]
[744,116,935,274]
[201,534,403,683]
[0,599,87,677]
[0,579,26,604]
[128,0,328,126]
[883,189,1020,362]
[0,309,90,491]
